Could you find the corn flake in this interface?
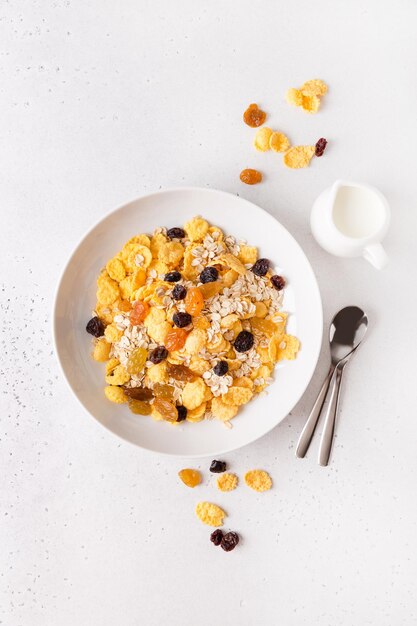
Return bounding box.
[186,402,207,423]
[285,87,303,107]
[301,79,328,97]
[244,469,272,492]
[150,233,168,258]
[189,357,211,376]
[238,245,258,265]
[184,216,209,242]
[104,385,127,404]
[93,338,111,362]
[254,126,273,152]
[269,131,290,153]
[195,501,226,527]
[182,378,207,410]
[105,357,120,374]
[146,361,168,384]
[211,397,239,421]
[105,364,130,386]
[233,376,254,390]
[96,275,120,306]
[255,301,268,318]
[223,386,253,406]
[301,94,320,114]
[275,334,300,361]
[283,146,315,169]
[218,253,247,275]
[158,241,184,266]
[184,328,206,355]
[106,257,126,282]
[104,323,123,344]
[217,473,238,492]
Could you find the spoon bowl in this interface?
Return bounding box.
[329,306,368,365]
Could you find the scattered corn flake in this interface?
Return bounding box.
[254,126,273,152]
[244,469,272,492]
[285,87,303,107]
[195,501,226,526]
[104,385,127,404]
[283,145,315,169]
[300,79,328,97]
[217,473,238,492]
[178,468,202,488]
[301,94,320,114]
[269,131,290,153]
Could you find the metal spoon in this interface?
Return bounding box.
[296,306,368,463]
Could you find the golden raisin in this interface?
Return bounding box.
[153,383,175,400]
[250,317,277,335]
[126,347,148,375]
[240,169,262,185]
[166,363,196,382]
[199,282,223,299]
[165,328,188,352]
[243,103,266,128]
[184,287,204,316]
[128,399,152,415]
[178,469,202,488]
[153,398,178,422]
[130,300,149,325]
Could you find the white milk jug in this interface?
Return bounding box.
[310,180,390,269]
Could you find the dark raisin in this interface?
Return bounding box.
[213,361,228,376]
[86,316,104,337]
[270,275,286,291]
[210,529,224,546]
[221,531,239,552]
[210,460,227,473]
[251,258,270,277]
[176,405,187,421]
[173,312,192,328]
[200,266,219,284]
[234,330,254,353]
[123,387,154,401]
[315,137,327,157]
[167,227,185,239]
[164,271,181,282]
[172,284,187,300]
[149,346,168,364]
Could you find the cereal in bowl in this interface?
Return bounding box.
[87,217,299,424]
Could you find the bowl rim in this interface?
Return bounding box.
[52,186,323,457]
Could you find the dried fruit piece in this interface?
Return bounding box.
[86,316,105,338]
[173,312,192,328]
[251,258,270,276]
[195,502,226,527]
[210,529,224,546]
[123,386,154,401]
[217,473,238,492]
[200,266,219,284]
[153,383,175,400]
[153,397,178,421]
[164,271,181,282]
[283,145,315,169]
[271,275,286,290]
[269,131,290,153]
[315,137,327,157]
[213,361,228,377]
[210,460,227,473]
[234,330,254,353]
[172,284,187,300]
[165,328,188,352]
[199,281,223,299]
[126,347,148,375]
[240,168,262,185]
[149,346,168,364]
[184,287,204,316]
[176,405,187,421]
[166,363,196,382]
[178,468,202,488]
[243,103,266,128]
[221,531,239,552]
[167,227,185,239]
[128,399,152,415]
[254,126,273,152]
[244,469,272,492]
[130,300,150,325]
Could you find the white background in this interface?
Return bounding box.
[1,1,417,624]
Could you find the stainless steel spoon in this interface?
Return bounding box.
[295,306,368,463]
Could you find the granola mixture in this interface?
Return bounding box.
[87,216,300,425]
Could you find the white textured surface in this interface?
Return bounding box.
[1,1,416,624]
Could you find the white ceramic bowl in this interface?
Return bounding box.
[53,188,322,457]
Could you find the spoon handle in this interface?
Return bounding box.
[318,364,345,466]
[295,365,335,458]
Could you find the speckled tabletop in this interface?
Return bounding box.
[1,1,417,625]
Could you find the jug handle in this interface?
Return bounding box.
[363,243,388,269]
